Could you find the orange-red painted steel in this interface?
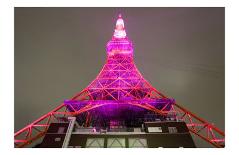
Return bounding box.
[14,102,225,148]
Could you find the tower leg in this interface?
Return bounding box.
[85,112,92,127]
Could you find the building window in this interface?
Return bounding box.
[86,138,104,148]
[54,137,61,142]
[168,127,178,133]
[107,138,126,148]
[148,127,162,133]
[57,127,65,133]
[128,138,147,148]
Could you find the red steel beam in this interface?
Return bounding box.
[14,102,225,148]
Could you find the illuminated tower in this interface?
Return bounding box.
[70,14,168,101]
[14,14,225,148]
[64,14,174,128]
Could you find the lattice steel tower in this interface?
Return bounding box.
[14,14,225,148]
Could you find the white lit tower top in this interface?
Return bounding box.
[106,14,133,56]
[113,14,127,38]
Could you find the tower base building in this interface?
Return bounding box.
[39,117,195,148]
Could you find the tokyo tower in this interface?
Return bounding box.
[14,14,225,148]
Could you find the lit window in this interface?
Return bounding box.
[86,138,104,148]
[168,127,178,133]
[129,138,147,148]
[107,138,126,148]
[148,127,162,133]
[54,137,61,142]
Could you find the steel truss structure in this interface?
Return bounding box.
[14,14,225,148]
[14,102,224,148]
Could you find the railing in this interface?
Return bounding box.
[14,102,225,148]
[172,104,225,147]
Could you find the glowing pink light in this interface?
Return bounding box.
[107,14,133,56]
[14,13,225,149]
[71,14,168,102]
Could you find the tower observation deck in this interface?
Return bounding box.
[14,14,225,148]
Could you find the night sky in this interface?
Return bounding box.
[14,7,225,147]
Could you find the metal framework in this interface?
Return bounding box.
[14,14,225,148]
